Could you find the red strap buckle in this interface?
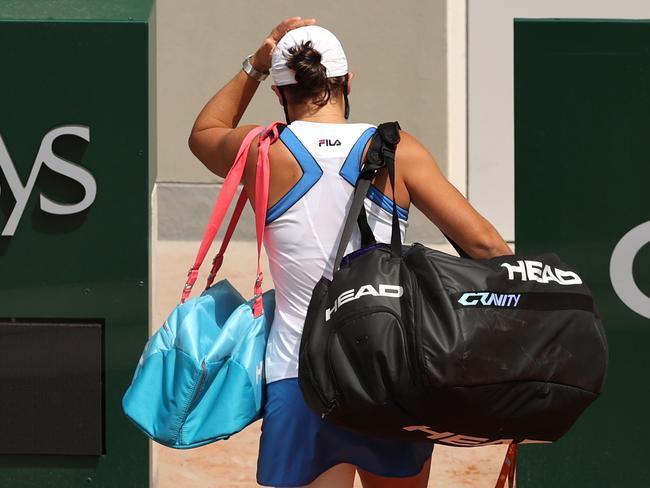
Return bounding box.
[254,272,263,289]
[184,268,199,291]
[252,294,264,318]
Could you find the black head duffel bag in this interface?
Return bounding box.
[298,122,608,448]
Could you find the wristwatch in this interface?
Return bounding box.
[242,54,270,82]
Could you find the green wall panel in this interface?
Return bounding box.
[0,16,152,487]
[0,0,152,21]
[515,19,650,487]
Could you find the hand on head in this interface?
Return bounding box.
[252,17,317,73]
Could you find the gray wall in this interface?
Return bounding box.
[156,0,448,242]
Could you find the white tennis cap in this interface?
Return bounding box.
[271,25,348,86]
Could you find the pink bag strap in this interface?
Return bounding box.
[204,189,248,290]
[180,125,264,303]
[203,123,283,292]
[252,121,283,317]
[181,121,285,317]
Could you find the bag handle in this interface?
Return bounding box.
[333,122,402,271]
[252,122,284,316]
[203,190,248,291]
[333,121,472,271]
[203,122,286,293]
[181,125,263,303]
[181,122,285,315]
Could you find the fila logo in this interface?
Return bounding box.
[325,284,403,321]
[403,425,549,447]
[500,260,582,286]
[318,139,341,147]
[458,292,521,307]
[0,125,96,237]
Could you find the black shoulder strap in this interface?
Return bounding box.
[333,121,471,273]
[355,122,404,248]
[334,122,402,271]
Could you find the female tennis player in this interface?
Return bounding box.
[188,17,512,488]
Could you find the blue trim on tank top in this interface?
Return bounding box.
[265,127,323,224]
[339,126,409,221]
[265,124,409,224]
[366,185,409,220]
[339,127,376,185]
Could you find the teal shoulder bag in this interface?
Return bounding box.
[122,122,283,448]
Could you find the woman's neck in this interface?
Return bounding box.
[288,98,347,124]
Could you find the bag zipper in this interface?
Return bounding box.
[187,360,208,412]
[325,327,343,416]
[300,345,337,417]
[177,359,208,444]
[325,305,415,414]
[408,272,426,386]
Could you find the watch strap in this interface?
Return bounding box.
[242,54,269,81]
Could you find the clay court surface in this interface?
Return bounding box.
[153,240,511,487]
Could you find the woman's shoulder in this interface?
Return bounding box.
[395,129,432,162]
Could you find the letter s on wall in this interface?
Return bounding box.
[610,220,650,319]
[39,125,96,215]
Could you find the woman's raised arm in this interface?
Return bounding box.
[188,17,315,178]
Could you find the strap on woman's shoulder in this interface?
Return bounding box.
[260,121,287,144]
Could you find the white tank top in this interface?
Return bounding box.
[262,120,409,383]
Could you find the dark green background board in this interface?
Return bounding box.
[0,3,154,486]
[0,0,152,21]
[515,19,650,487]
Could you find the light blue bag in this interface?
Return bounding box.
[122,124,282,448]
[122,281,274,448]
